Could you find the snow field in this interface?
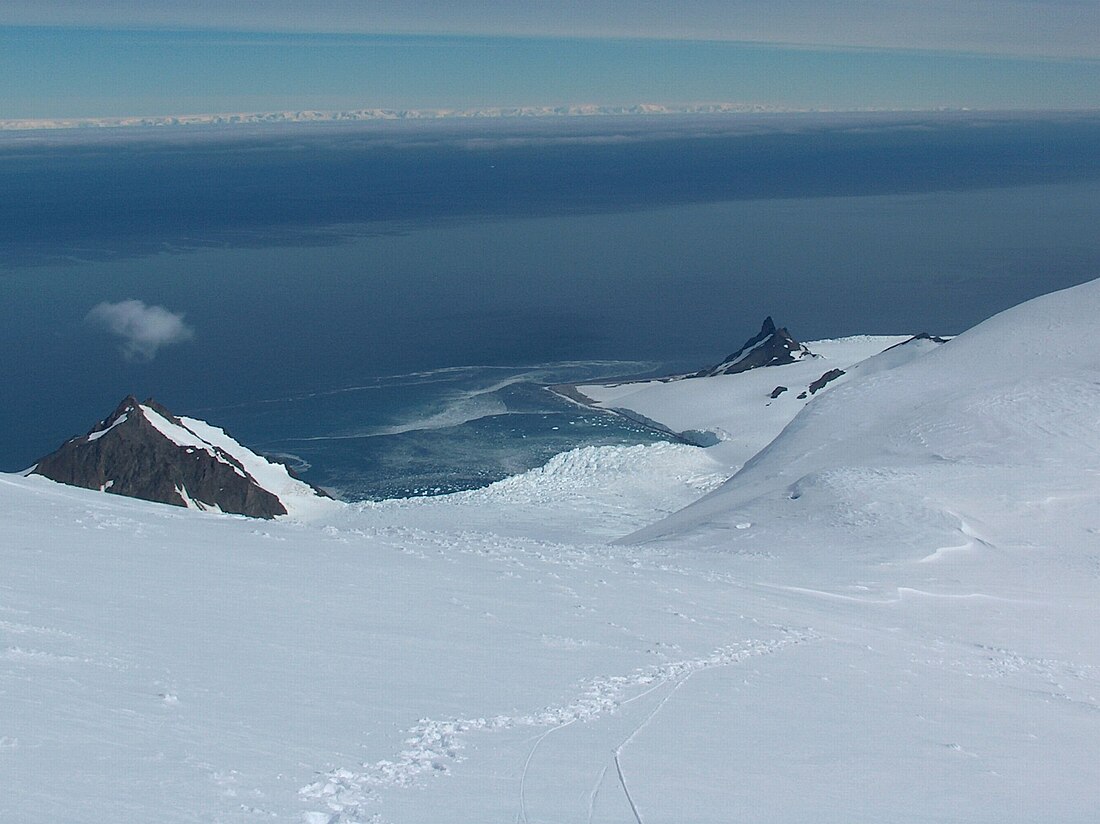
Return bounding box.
[6,280,1100,822]
[0,444,787,824]
[575,335,910,470]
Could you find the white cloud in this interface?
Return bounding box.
[86,300,194,362]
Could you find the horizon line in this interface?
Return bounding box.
[3,103,1066,133]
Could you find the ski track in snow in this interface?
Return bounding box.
[517,718,578,824]
[612,675,693,824]
[614,753,645,824]
[586,764,609,824]
[301,631,814,823]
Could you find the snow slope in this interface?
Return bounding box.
[629,279,1100,545]
[0,447,772,824]
[4,281,1100,823]
[574,335,909,469]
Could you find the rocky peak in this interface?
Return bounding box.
[31,397,330,519]
[694,317,814,377]
[86,395,140,437]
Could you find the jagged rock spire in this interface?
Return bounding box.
[694,317,814,377]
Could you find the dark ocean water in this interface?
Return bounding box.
[4,112,1100,497]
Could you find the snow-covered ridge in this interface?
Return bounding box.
[139,404,248,478]
[628,278,1100,545]
[565,331,925,471]
[179,414,339,520]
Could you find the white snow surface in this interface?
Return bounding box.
[85,412,128,442]
[576,335,909,469]
[4,282,1100,823]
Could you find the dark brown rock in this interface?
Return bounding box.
[694,317,814,377]
[883,332,950,352]
[32,396,289,518]
[808,368,846,395]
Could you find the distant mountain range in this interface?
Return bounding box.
[0,103,942,131]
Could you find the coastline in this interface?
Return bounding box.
[547,382,715,447]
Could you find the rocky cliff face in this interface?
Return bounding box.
[31,397,327,518]
[693,317,814,377]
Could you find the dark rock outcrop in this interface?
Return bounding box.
[31,396,301,518]
[694,317,814,377]
[883,332,950,351]
[808,368,846,395]
[769,385,789,399]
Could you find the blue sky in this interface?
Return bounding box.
[6,1,1100,58]
[2,2,1099,118]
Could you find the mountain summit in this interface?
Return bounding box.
[30,396,331,519]
[694,317,814,377]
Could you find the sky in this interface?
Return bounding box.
[6,1,1100,58]
[1,2,1099,118]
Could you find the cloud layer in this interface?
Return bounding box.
[3,1,1099,58]
[86,299,194,362]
